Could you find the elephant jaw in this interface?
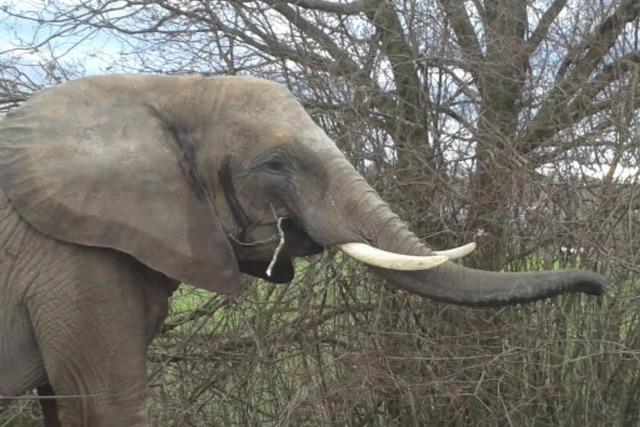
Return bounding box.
[337,241,476,270]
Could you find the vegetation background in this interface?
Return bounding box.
[1,0,640,425]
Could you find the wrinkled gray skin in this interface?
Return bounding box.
[0,75,605,426]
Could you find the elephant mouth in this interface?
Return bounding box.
[280,218,324,257]
[233,218,324,284]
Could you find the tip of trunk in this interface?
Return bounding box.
[573,271,607,296]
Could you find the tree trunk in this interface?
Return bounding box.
[468,0,529,270]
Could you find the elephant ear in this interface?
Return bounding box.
[0,80,241,295]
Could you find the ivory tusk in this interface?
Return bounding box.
[432,242,476,260]
[338,242,449,271]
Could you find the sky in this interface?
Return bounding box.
[0,0,127,78]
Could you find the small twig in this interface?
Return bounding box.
[0,393,106,400]
[266,207,286,277]
[228,233,278,246]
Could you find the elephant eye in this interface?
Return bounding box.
[252,152,292,175]
[265,158,286,172]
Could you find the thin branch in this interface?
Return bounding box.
[288,0,366,15]
[526,0,567,55]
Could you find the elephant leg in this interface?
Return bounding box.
[27,247,173,427]
[37,383,61,427]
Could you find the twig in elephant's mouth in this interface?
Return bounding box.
[266,215,286,277]
[0,393,107,400]
[228,233,279,246]
[227,204,287,249]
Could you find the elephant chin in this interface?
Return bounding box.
[238,258,294,283]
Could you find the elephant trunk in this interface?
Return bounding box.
[313,155,606,307]
[375,262,605,307]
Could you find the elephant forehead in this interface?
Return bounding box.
[218,112,314,153]
[269,125,294,141]
[218,76,294,102]
[215,78,310,121]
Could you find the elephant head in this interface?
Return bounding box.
[0,74,606,305]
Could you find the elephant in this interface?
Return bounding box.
[0,74,605,426]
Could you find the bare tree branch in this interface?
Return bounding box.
[437,0,483,72]
[288,0,366,14]
[526,0,640,147]
[526,0,567,55]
